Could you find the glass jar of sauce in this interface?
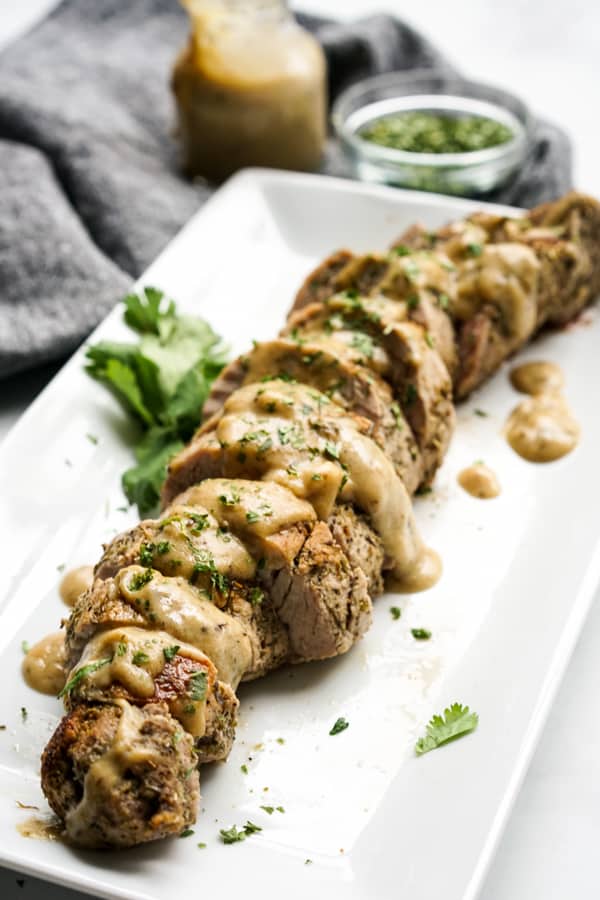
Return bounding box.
[172,0,327,181]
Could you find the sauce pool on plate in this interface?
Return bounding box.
[505,360,579,463]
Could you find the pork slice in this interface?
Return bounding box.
[42,700,200,849]
[327,504,385,596]
[266,519,372,662]
[173,480,373,665]
[292,249,355,313]
[281,298,454,485]
[201,339,422,494]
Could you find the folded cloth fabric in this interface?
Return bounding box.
[0,0,572,379]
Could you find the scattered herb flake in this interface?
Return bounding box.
[411,628,432,640]
[180,828,194,838]
[260,805,274,815]
[390,606,401,620]
[20,707,28,723]
[467,243,483,257]
[329,717,349,736]
[86,433,99,445]
[474,408,488,417]
[240,764,248,775]
[21,640,30,655]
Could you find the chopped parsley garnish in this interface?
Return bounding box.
[188,669,208,702]
[180,828,194,838]
[128,569,154,591]
[260,805,274,815]
[21,641,30,655]
[390,606,402,620]
[390,402,404,430]
[115,641,128,658]
[393,244,411,256]
[58,657,113,699]
[407,294,420,310]
[323,441,340,461]
[197,842,207,849]
[132,650,150,666]
[276,737,285,745]
[219,821,262,844]
[240,764,248,775]
[163,644,181,662]
[415,484,432,496]
[467,243,483,257]
[474,408,488,417]
[405,383,417,406]
[424,332,434,349]
[219,489,240,507]
[246,511,261,524]
[86,433,99,445]
[415,703,479,755]
[411,628,432,640]
[329,717,349,736]
[249,587,265,606]
[350,332,375,358]
[438,293,450,309]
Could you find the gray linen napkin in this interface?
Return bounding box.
[0,0,572,379]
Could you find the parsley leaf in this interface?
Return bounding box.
[85,289,228,516]
[415,703,479,755]
[58,657,113,699]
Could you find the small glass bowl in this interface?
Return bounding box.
[332,71,534,197]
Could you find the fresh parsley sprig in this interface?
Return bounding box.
[85,287,228,515]
[415,703,479,755]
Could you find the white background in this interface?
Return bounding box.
[1,1,599,898]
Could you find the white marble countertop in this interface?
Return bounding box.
[1,1,599,898]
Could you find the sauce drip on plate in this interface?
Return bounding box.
[22,632,66,696]
[505,360,579,463]
[458,463,501,499]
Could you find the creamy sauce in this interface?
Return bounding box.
[510,361,564,395]
[152,504,256,584]
[458,463,501,499]
[59,565,94,607]
[506,360,579,463]
[210,380,440,592]
[18,815,63,841]
[173,2,326,180]
[22,632,67,695]
[455,243,540,345]
[505,393,580,462]
[117,567,253,688]
[65,626,214,737]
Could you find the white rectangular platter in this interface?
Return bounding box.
[1,170,599,900]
